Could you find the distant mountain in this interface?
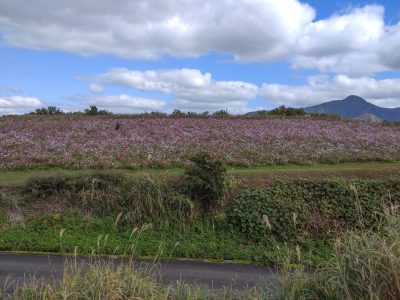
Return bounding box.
[304,95,400,122]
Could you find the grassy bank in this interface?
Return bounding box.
[0,212,330,266]
[1,168,399,266]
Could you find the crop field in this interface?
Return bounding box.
[1,115,400,169]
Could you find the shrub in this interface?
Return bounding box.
[183,152,232,212]
[228,179,400,242]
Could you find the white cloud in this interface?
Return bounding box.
[0,96,43,114]
[99,68,258,111]
[96,67,400,110]
[1,1,400,75]
[0,0,313,60]
[293,5,387,76]
[89,83,104,93]
[259,75,400,107]
[81,94,166,113]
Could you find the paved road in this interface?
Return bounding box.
[0,253,278,290]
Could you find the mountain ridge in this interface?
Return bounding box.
[303,95,400,122]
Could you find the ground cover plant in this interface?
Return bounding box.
[228,179,400,242]
[1,115,400,169]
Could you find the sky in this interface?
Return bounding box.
[1,0,400,114]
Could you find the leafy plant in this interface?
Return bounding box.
[183,152,232,213]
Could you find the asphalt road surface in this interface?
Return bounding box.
[0,253,278,291]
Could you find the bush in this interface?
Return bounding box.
[227,179,400,242]
[183,152,232,212]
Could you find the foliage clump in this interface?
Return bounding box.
[183,152,232,213]
[228,179,400,242]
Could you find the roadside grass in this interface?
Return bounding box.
[0,255,269,299]
[0,212,332,266]
[274,205,400,300]
[1,160,399,187]
[1,205,399,299]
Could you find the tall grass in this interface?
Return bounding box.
[23,171,194,226]
[275,204,400,299]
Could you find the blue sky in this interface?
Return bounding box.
[0,0,400,114]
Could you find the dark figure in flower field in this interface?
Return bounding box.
[115,122,121,131]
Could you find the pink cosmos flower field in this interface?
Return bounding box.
[1,116,400,169]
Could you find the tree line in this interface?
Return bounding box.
[27,105,340,119]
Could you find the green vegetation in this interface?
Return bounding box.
[182,151,233,212]
[21,171,193,226]
[0,213,329,265]
[228,179,400,242]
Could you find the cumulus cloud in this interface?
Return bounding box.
[0,96,43,114]
[89,83,104,93]
[98,68,258,112]
[293,5,388,76]
[80,94,166,113]
[1,1,400,75]
[0,0,314,61]
[97,67,400,110]
[259,75,400,107]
